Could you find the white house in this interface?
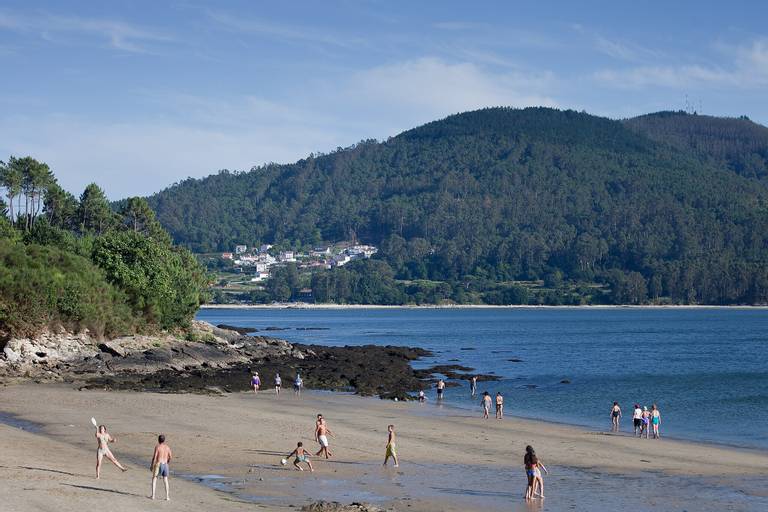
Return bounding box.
[235,244,248,254]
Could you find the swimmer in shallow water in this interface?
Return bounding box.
[610,401,622,432]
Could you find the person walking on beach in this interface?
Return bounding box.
[294,373,303,397]
[523,445,548,499]
[383,424,399,467]
[95,424,127,478]
[286,442,313,472]
[150,434,172,501]
[470,376,477,396]
[315,414,334,458]
[610,401,622,432]
[641,406,651,439]
[274,372,282,396]
[436,379,445,400]
[651,404,661,439]
[481,391,492,419]
[495,392,504,419]
[251,372,261,393]
[632,404,643,437]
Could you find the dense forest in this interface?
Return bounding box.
[147,107,768,305]
[0,157,207,338]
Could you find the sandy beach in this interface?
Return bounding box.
[1,384,767,511]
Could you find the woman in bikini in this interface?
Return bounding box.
[95,424,127,478]
[524,445,548,499]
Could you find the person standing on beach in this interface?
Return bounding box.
[632,404,643,437]
[651,404,661,439]
[383,424,399,467]
[470,376,477,396]
[495,392,504,419]
[286,442,313,472]
[641,406,651,439]
[610,401,622,432]
[251,372,261,393]
[294,373,303,397]
[418,390,426,402]
[523,445,548,499]
[481,391,492,419]
[95,424,127,478]
[150,434,172,501]
[274,372,282,396]
[436,379,445,400]
[315,414,334,458]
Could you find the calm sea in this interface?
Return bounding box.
[196,307,768,449]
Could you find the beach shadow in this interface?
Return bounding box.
[247,449,285,456]
[19,466,79,477]
[62,484,143,497]
[430,486,517,499]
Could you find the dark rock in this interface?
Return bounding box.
[459,347,476,351]
[265,326,289,331]
[560,379,571,384]
[507,358,524,363]
[98,342,126,357]
[216,324,257,334]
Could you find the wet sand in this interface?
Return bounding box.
[0,384,766,511]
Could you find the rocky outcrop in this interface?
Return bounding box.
[0,321,432,400]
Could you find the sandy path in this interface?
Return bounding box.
[1,384,766,511]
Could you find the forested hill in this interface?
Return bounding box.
[624,111,768,181]
[147,107,768,305]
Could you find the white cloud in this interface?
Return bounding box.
[0,9,172,53]
[206,10,364,49]
[593,38,768,90]
[344,57,556,127]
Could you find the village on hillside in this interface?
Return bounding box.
[208,242,379,303]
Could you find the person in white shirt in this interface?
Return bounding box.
[632,404,643,437]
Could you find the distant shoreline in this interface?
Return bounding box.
[200,303,768,310]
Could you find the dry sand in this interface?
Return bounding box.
[1,384,767,511]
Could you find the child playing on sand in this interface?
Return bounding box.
[524,445,548,499]
[383,424,399,467]
[610,401,622,432]
[95,424,127,478]
[286,442,313,472]
[418,390,426,402]
[481,392,492,419]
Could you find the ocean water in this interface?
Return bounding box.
[197,307,768,449]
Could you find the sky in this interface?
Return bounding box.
[1,0,767,198]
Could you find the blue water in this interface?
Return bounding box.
[197,307,768,450]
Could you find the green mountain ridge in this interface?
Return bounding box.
[146,107,768,305]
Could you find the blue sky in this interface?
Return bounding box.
[1,1,767,198]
